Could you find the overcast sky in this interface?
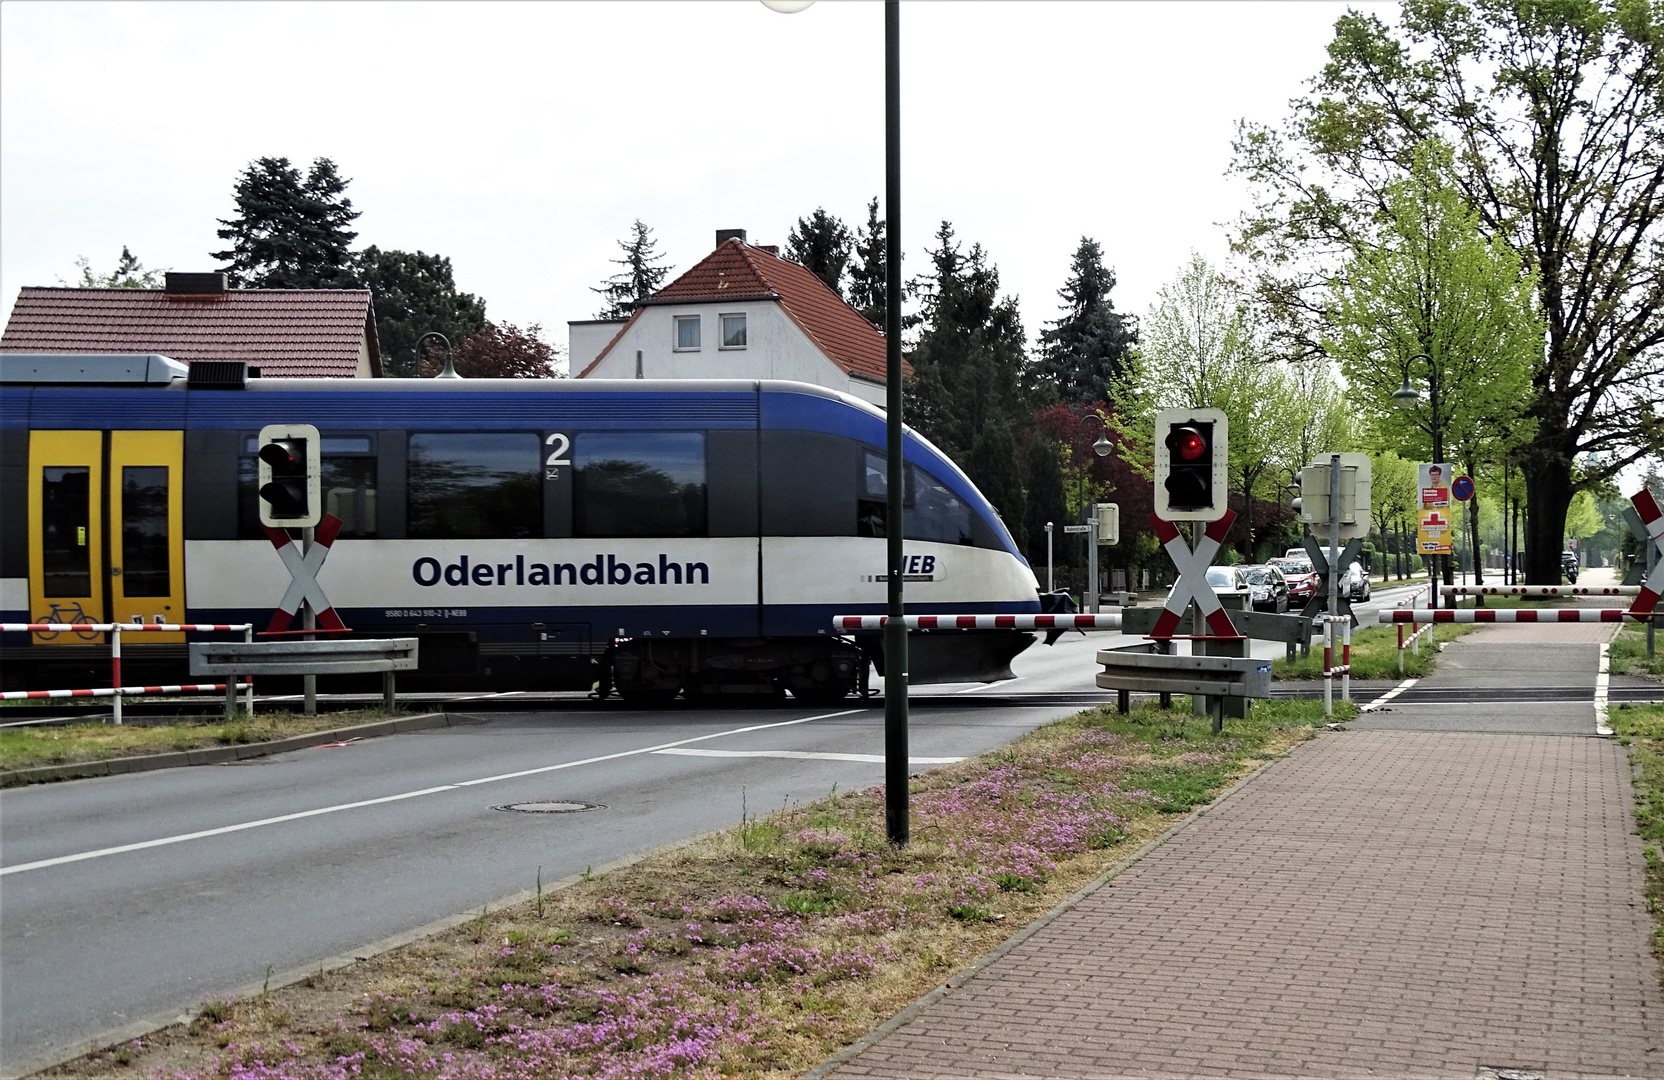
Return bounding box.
[2,0,1391,361]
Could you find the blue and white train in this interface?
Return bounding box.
[0,355,1042,702]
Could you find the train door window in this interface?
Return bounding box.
[237,435,378,537]
[857,450,887,537]
[905,464,974,545]
[41,467,91,596]
[574,432,707,537]
[120,466,170,595]
[408,432,541,539]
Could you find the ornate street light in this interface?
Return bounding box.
[1391,374,1420,410]
[416,331,461,379]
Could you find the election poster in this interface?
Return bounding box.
[1417,508,1454,555]
[1418,463,1452,509]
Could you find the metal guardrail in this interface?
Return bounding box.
[1095,650,1272,732]
[190,638,419,717]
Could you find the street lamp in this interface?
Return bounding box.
[1391,375,1419,410]
[768,0,907,845]
[415,331,461,379]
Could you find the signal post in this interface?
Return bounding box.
[257,423,324,715]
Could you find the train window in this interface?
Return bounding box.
[121,466,170,596]
[906,464,974,545]
[237,437,379,538]
[408,433,541,539]
[575,432,707,538]
[41,466,91,596]
[857,450,886,537]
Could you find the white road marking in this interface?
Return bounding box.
[1596,643,1612,736]
[654,748,963,764]
[1360,678,1418,712]
[0,708,869,877]
[955,677,1023,694]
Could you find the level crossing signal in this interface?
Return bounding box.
[256,423,321,528]
[1153,408,1229,522]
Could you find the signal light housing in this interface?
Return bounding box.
[256,423,321,528]
[1153,408,1228,522]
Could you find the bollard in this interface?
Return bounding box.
[1342,618,1351,702]
[244,625,255,717]
[1322,617,1334,717]
[111,623,123,725]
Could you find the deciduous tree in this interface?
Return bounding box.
[419,322,563,379]
[63,246,166,288]
[1233,0,1664,582]
[355,246,486,377]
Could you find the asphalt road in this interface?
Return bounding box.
[0,578,1492,1073]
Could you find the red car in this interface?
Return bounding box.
[1268,557,1319,604]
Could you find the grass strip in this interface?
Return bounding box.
[1611,626,1664,680]
[0,709,405,771]
[1272,623,1476,680]
[52,696,1352,1080]
[1605,702,1664,988]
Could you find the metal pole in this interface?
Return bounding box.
[244,624,255,717]
[303,526,317,716]
[1328,453,1341,628]
[882,0,908,848]
[1045,521,1053,593]
[1087,514,1099,613]
[111,622,122,725]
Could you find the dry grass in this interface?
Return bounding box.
[0,709,406,772]
[43,698,1344,1080]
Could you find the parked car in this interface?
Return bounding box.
[1241,564,1290,612]
[1268,557,1319,604]
[1285,547,1308,560]
[1167,566,1253,604]
[1343,562,1371,601]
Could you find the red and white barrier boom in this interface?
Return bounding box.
[1,622,254,724]
[1447,586,1640,597]
[834,613,1123,631]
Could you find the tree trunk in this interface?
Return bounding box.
[1521,450,1573,585]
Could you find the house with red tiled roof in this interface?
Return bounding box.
[0,272,382,378]
[570,231,906,407]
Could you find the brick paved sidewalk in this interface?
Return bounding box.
[826,732,1663,1079]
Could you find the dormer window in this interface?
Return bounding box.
[674,315,701,351]
[720,313,748,350]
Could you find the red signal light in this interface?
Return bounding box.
[1176,431,1206,461]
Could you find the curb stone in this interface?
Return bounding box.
[794,735,1309,1080]
[0,712,465,788]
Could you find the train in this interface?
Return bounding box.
[0,354,1044,702]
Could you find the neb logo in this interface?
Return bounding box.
[904,555,936,575]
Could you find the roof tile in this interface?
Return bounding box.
[0,287,378,378]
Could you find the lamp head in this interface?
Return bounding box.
[1391,375,1420,410]
[1092,430,1113,458]
[760,0,814,10]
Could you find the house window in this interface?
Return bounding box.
[720,313,748,349]
[674,315,701,351]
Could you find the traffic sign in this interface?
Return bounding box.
[1153,408,1228,522]
[1062,525,1090,534]
[1452,475,1475,501]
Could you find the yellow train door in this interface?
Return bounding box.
[28,430,186,646]
[108,431,186,643]
[27,431,105,645]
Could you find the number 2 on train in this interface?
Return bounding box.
[544,432,571,478]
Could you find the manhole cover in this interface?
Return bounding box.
[494,801,605,814]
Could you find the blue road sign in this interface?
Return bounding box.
[1452,475,1475,502]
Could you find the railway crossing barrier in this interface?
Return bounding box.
[833,613,1123,631]
[190,637,419,718]
[0,623,254,724]
[1448,586,1640,598]
[1095,649,1272,733]
[1319,614,1351,715]
[1396,583,1435,671]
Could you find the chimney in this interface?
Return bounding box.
[757,245,780,257]
[715,229,747,247]
[165,272,229,296]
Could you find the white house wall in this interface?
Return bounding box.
[583,301,885,407]
[568,321,627,373]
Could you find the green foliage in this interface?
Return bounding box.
[1036,237,1137,404]
[1120,763,1230,813]
[354,246,486,377]
[1270,623,1475,680]
[1232,0,1664,582]
[212,156,360,288]
[591,220,672,320]
[1325,142,1539,466]
[1021,435,1069,569]
[785,208,853,297]
[1604,702,1664,974]
[845,197,888,329]
[64,246,166,288]
[1563,490,1604,543]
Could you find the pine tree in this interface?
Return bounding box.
[1021,434,1069,569]
[66,246,166,288]
[1038,238,1137,403]
[845,198,888,328]
[905,221,1033,526]
[592,221,672,319]
[212,157,360,288]
[785,208,853,296]
[355,247,487,377]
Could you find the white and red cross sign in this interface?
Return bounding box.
[264,514,347,634]
[1149,510,1242,639]
[1632,489,1664,618]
